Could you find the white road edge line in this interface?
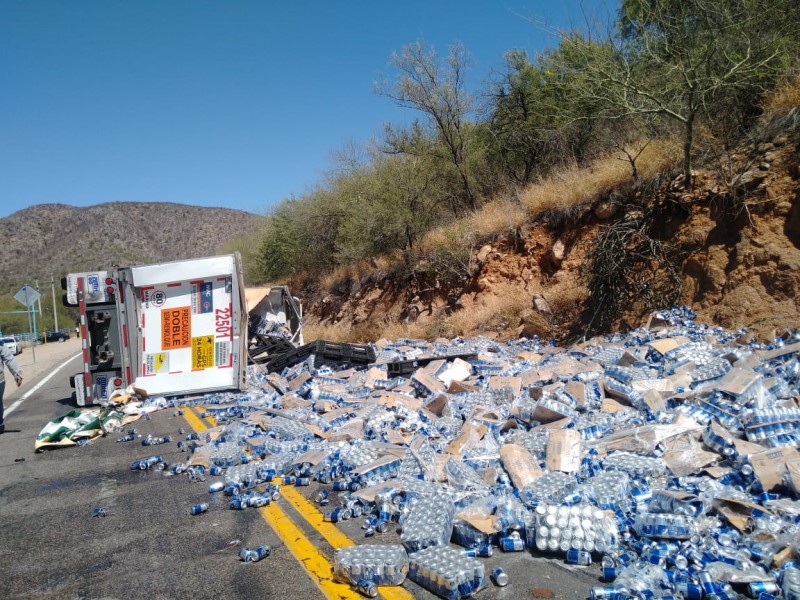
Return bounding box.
[5,352,83,417]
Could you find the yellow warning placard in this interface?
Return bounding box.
[161,306,191,349]
[144,352,169,375]
[192,335,215,370]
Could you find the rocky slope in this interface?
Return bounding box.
[0,202,262,294]
[299,110,800,343]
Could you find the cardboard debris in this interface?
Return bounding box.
[188,445,212,468]
[713,496,770,532]
[411,368,446,395]
[438,358,473,387]
[715,367,762,398]
[661,432,720,476]
[749,446,800,492]
[499,443,544,489]
[546,429,581,473]
[51,305,800,597]
[648,336,691,355]
[445,423,488,458]
[601,397,629,413]
[489,376,522,395]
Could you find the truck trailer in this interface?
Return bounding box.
[62,254,249,405]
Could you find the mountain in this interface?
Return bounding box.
[0,202,263,293]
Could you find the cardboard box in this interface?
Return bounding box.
[546,429,581,473]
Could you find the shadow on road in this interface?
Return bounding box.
[56,395,77,408]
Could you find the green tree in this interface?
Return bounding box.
[218,219,267,285]
[486,48,602,185]
[257,193,340,281]
[555,0,795,188]
[325,141,445,266]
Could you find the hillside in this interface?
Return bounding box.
[296,109,800,344]
[0,202,262,294]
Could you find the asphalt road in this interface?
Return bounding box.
[0,339,601,600]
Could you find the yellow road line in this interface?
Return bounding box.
[183,405,414,600]
[259,503,362,600]
[279,486,416,600]
[179,405,361,600]
[181,406,209,433]
[279,485,354,548]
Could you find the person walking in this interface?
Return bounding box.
[0,342,23,434]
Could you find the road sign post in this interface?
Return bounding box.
[14,284,42,364]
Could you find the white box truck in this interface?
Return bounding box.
[62,254,248,405]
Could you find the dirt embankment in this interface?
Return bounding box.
[299,117,800,343]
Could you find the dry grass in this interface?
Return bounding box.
[304,278,591,344]
[459,198,528,240]
[303,318,427,344]
[520,140,681,220]
[762,75,800,116]
[318,258,378,292]
[445,282,532,337]
[417,199,526,262]
[419,139,679,256]
[301,320,352,343]
[303,138,681,345]
[544,279,589,323]
[420,220,479,254]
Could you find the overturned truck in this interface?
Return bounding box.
[62,253,374,405]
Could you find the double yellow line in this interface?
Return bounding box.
[181,406,414,600]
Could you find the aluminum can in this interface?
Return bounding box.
[566,549,592,566]
[189,503,208,515]
[748,582,779,596]
[500,535,524,552]
[355,578,377,598]
[247,545,271,562]
[697,571,716,595]
[491,566,509,587]
[323,507,351,522]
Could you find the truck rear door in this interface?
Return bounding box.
[119,253,248,397]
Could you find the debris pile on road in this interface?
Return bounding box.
[124,307,800,598]
[35,408,129,451]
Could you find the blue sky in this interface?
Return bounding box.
[1,1,611,219]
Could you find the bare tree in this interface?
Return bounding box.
[378,40,479,213]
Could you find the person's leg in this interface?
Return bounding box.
[0,380,5,433]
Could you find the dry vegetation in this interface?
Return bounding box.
[314,139,682,300]
[419,139,681,253]
[763,75,800,115]
[302,80,800,343]
[441,282,535,337]
[519,140,681,218]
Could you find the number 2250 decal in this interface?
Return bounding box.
[215,307,232,338]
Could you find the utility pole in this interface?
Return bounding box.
[35,278,42,317]
[51,274,59,331]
